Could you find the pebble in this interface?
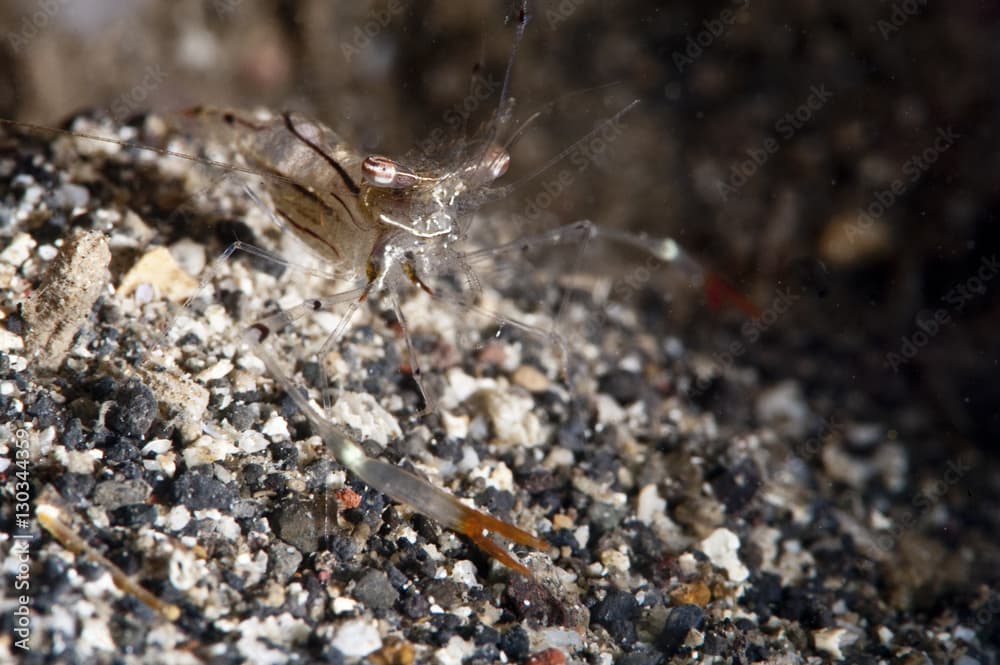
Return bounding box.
[512,364,550,392]
[92,479,150,509]
[598,368,642,404]
[237,430,270,454]
[0,232,36,266]
[480,389,542,447]
[106,378,157,439]
[526,647,566,665]
[118,245,198,303]
[499,626,530,660]
[656,604,705,657]
[56,472,96,505]
[352,570,399,611]
[591,590,640,646]
[267,542,302,585]
[812,626,850,660]
[196,359,234,382]
[169,237,207,277]
[260,414,290,440]
[331,391,401,446]
[164,505,191,532]
[270,498,334,554]
[235,614,312,665]
[171,469,236,511]
[330,618,382,658]
[755,380,810,438]
[51,183,90,210]
[139,366,209,443]
[435,635,474,665]
[669,582,712,608]
[636,484,666,525]
[109,503,157,528]
[699,528,749,583]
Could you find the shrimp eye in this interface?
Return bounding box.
[362,155,418,188]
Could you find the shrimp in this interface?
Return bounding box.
[0,0,740,576]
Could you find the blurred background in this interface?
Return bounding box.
[1,0,997,451]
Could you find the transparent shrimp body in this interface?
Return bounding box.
[183,105,544,573]
[187,106,510,295]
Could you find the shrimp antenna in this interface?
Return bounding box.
[484,98,640,200]
[500,82,627,153]
[0,116,299,185]
[495,0,531,132]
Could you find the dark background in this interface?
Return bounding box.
[1,0,997,450]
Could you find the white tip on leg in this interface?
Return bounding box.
[656,238,680,263]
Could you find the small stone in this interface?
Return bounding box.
[699,528,749,583]
[330,618,382,658]
[138,365,209,443]
[669,582,711,607]
[267,542,303,585]
[270,498,335,553]
[51,182,90,210]
[92,479,151,509]
[591,590,640,646]
[755,381,810,439]
[656,604,704,657]
[369,639,415,665]
[171,469,236,511]
[352,570,399,611]
[106,378,157,439]
[480,388,542,447]
[819,211,892,268]
[331,391,401,446]
[636,484,666,525]
[434,635,474,665]
[526,647,566,665]
[334,488,362,510]
[118,245,198,302]
[599,368,642,404]
[512,364,549,392]
[109,503,157,528]
[499,626,530,660]
[812,627,850,660]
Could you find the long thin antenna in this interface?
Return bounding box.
[0,117,298,185]
[494,99,641,195]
